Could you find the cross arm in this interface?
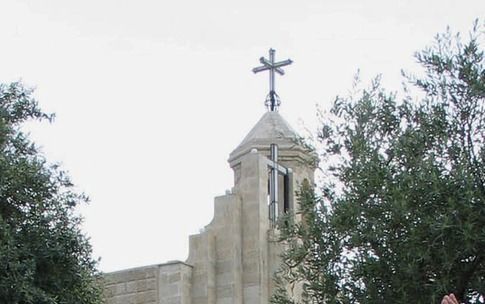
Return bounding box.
[259,57,272,66]
[252,65,270,73]
[273,59,293,68]
[259,58,293,69]
[259,57,291,75]
[275,68,285,75]
[265,158,289,175]
[252,65,285,75]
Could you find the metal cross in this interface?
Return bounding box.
[252,48,293,111]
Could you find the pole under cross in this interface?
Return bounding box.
[252,48,293,111]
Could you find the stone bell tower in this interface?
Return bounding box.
[186,110,316,304]
[103,49,317,304]
[185,49,317,304]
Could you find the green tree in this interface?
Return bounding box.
[272,21,485,304]
[0,82,103,304]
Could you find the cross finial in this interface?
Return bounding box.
[252,48,293,111]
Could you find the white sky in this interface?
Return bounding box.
[1,0,483,272]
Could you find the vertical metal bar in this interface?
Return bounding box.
[270,144,278,225]
[268,178,272,222]
[269,49,275,94]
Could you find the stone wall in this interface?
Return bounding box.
[104,261,192,304]
[158,262,192,304]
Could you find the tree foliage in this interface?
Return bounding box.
[0,82,103,304]
[272,21,485,304]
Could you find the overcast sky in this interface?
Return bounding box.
[1,0,483,272]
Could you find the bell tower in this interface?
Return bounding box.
[186,110,316,304]
[186,49,317,304]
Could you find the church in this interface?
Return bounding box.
[103,49,317,304]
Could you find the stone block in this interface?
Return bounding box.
[191,280,208,297]
[135,280,147,292]
[216,284,233,298]
[161,295,180,304]
[126,281,137,293]
[134,291,157,304]
[168,272,181,283]
[216,297,233,304]
[243,285,260,304]
[159,283,175,297]
[215,273,233,292]
[115,283,127,295]
[215,246,232,260]
[215,260,233,274]
[146,278,157,291]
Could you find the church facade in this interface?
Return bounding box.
[103,111,316,304]
[103,50,316,304]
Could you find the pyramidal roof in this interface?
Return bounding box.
[238,111,298,147]
[228,111,306,163]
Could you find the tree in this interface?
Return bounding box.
[272,21,485,304]
[0,82,103,304]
